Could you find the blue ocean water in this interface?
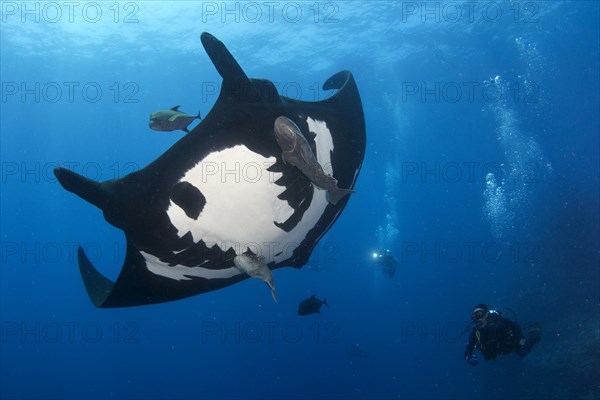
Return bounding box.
[1,1,599,399]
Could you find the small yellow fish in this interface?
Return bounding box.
[149,105,200,133]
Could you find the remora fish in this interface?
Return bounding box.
[274,116,354,205]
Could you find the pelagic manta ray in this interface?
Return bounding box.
[54,32,366,308]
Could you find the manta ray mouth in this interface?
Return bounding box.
[54,167,106,209]
[54,167,125,230]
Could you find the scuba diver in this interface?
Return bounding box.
[464,304,541,365]
[372,249,398,278]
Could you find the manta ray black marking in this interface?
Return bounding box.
[54,32,366,308]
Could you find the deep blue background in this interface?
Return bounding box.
[1,2,598,399]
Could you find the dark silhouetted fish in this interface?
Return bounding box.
[298,294,328,316]
[346,343,369,363]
